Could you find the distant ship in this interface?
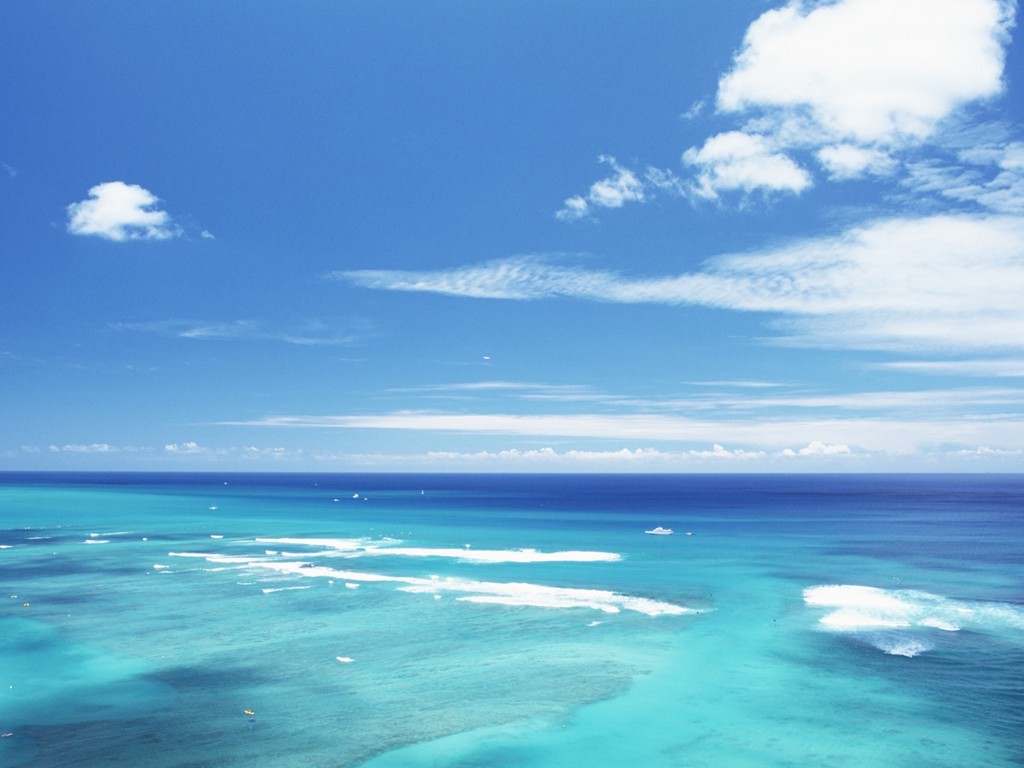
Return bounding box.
[644,526,673,535]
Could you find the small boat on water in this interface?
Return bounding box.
[645,526,673,535]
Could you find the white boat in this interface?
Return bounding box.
[645,526,673,535]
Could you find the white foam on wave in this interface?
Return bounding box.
[804,584,1024,656]
[870,635,934,658]
[919,617,960,632]
[260,560,686,615]
[253,537,621,564]
[169,551,267,565]
[262,585,313,594]
[401,577,690,616]
[256,537,366,552]
[364,546,621,563]
[169,548,688,618]
[84,539,110,545]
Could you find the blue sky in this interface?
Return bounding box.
[3,0,1024,472]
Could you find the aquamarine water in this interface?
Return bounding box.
[1,473,1021,767]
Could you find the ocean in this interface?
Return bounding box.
[0,473,1021,767]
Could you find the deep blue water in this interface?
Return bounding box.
[0,473,1021,766]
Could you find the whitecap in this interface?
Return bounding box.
[919,617,960,631]
[253,537,620,564]
[204,552,690,617]
[84,539,110,545]
[361,546,622,564]
[255,537,369,552]
[336,656,354,663]
[869,635,934,658]
[804,583,1024,655]
[400,577,691,616]
[261,586,313,594]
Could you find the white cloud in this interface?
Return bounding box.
[425,447,675,465]
[687,380,785,389]
[954,445,1024,456]
[555,196,590,221]
[49,443,117,453]
[682,130,812,199]
[816,145,897,179]
[557,0,1016,209]
[164,441,203,453]
[717,0,1013,147]
[340,213,1024,354]
[556,156,647,220]
[688,443,766,460]
[781,440,852,457]
[681,100,707,120]
[67,181,182,241]
[162,442,292,460]
[703,0,1017,195]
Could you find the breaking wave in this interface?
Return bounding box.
[166,541,688,618]
[804,584,1024,657]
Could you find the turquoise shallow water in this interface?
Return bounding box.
[0,473,1021,767]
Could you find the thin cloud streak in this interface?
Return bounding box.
[224,410,1024,455]
[387,380,1024,413]
[337,213,1024,354]
[112,320,365,347]
[879,358,1024,377]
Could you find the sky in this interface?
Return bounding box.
[2,0,1024,473]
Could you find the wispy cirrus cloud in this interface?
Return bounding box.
[67,181,182,241]
[904,139,1024,213]
[112,319,367,347]
[338,213,1024,354]
[879,358,1024,378]
[382,379,1024,415]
